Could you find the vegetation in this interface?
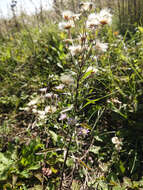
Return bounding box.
[0,1,143,189]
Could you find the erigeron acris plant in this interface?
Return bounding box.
[58,3,113,189]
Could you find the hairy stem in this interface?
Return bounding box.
[59,133,73,190]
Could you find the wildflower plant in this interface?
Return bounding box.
[57,3,114,189]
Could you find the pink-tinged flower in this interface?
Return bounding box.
[79,127,90,135]
[42,167,52,177]
[59,113,67,121]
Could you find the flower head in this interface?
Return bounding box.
[86,9,112,29]
[86,13,100,29]
[58,21,74,30]
[95,40,108,52]
[112,137,120,144]
[115,144,122,151]
[112,136,123,151]
[79,127,90,135]
[55,84,65,90]
[42,167,52,177]
[60,74,74,85]
[45,106,57,113]
[62,10,81,21]
[62,10,73,20]
[99,9,112,25]
[45,93,53,98]
[69,45,83,56]
[37,110,46,120]
[59,113,67,121]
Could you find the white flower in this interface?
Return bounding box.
[39,88,47,92]
[58,21,74,30]
[38,110,46,120]
[112,136,122,151]
[95,40,108,52]
[86,9,112,28]
[45,106,57,113]
[69,45,83,56]
[86,13,100,28]
[45,93,53,98]
[32,108,38,114]
[99,9,112,25]
[62,10,73,20]
[110,98,122,104]
[80,2,93,11]
[55,84,65,90]
[112,137,120,144]
[115,144,122,151]
[59,113,67,121]
[23,107,30,111]
[60,74,74,85]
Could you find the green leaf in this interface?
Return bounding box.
[71,180,80,190]
[27,164,41,171]
[34,173,44,183]
[81,70,93,81]
[0,152,13,181]
[20,170,31,178]
[123,177,132,188]
[119,161,125,174]
[49,130,58,143]
[89,146,100,154]
[66,158,74,167]
[138,26,143,33]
